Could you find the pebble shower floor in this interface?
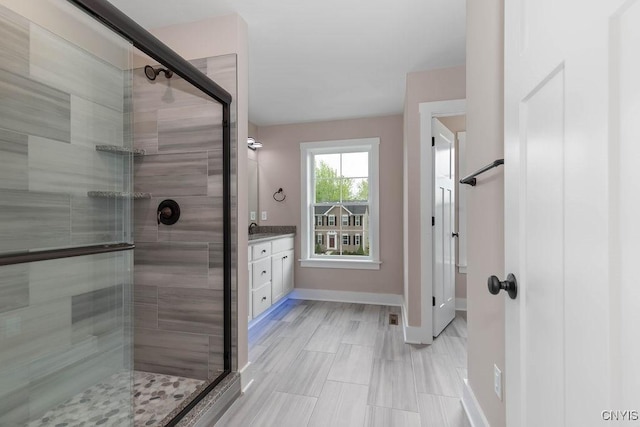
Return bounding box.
[27,371,204,427]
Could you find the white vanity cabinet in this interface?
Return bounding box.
[271,237,294,303]
[248,234,294,322]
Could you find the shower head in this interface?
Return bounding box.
[144,65,173,81]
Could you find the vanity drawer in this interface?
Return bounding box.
[252,283,272,318]
[272,236,294,254]
[252,242,271,260]
[252,257,271,288]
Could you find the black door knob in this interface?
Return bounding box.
[487,273,518,299]
[452,232,459,238]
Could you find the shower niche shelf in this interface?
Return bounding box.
[87,191,151,200]
[95,145,145,156]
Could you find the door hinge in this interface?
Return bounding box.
[432,216,435,226]
[432,136,435,147]
[432,297,436,306]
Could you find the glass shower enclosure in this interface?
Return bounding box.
[0,0,233,426]
[0,2,135,425]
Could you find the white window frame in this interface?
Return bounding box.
[328,215,335,226]
[342,215,349,226]
[355,234,361,246]
[300,137,380,270]
[355,215,361,226]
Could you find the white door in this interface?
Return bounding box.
[504,0,640,426]
[432,118,456,336]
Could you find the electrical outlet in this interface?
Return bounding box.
[261,211,268,221]
[494,364,502,401]
[250,211,256,221]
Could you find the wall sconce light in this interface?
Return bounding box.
[248,137,263,150]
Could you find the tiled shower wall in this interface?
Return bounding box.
[132,55,237,381]
[0,5,133,426]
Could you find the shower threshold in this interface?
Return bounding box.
[27,371,205,427]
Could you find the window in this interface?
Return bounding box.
[300,138,380,270]
[316,215,323,226]
[316,234,323,244]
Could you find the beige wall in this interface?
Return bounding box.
[438,115,466,134]
[436,115,467,301]
[148,14,250,371]
[256,115,404,295]
[466,0,505,425]
[403,66,466,326]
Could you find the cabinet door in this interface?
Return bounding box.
[252,283,272,318]
[282,249,294,294]
[271,254,284,303]
[252,257,271,288]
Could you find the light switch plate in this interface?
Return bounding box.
[261,211,267,221]
[250,211,256,221]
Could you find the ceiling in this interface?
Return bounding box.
[107,0,466,126]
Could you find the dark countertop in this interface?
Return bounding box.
[248,232,295,243]
[248,225,296,242]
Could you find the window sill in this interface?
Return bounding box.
[300,258,381,270]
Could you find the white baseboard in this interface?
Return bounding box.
[289,288,403,306]
[462,379,490,427]
[401,304,433,344]
[239,362,254,393]
[456,297,467,311]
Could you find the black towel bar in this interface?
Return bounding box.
[460,159,504,186]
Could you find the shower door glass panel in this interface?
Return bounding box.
[0,2,134,256]
[0,252,133,426]
[0,2,134,426]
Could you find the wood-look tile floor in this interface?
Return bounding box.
[216,300,470,427]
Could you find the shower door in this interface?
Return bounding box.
[0,2,135,426]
